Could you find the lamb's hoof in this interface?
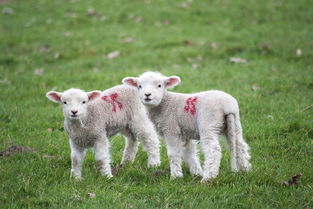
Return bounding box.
[231,167,239,172]
[242,163,252,172]
[190,167,203,177]
[71,171,82,181]
[100,169,113,179]
[170,172,183,180]
[120,156,136,165]
[235,163,252,172]
[200,178,211,184]
[201,174,217,184]
[148,161,161,168]
[73,176,83,181]
[120,160,133,165]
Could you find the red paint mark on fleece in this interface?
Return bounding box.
[184,97,198,115]
[101,93,123,112]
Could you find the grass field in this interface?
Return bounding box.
[1,0,313,208]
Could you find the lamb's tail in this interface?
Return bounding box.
[226,113,251,172]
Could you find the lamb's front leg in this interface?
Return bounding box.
[69,139,85,180]
[165,137,184,179]
[94,136,112,178]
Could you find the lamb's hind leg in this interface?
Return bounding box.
[227,114,251,172]
[236,138,251,171]
[121,132,138,165]
[183,140,203,177]
[200,130,222,183]
[226,114,238,172]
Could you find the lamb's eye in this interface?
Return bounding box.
[63,101,67,104]
[138,85,142,89]
[82,101,86,104]
[158,84,162,88]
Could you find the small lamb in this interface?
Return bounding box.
[123,72,251,182]
[46,86,160,180]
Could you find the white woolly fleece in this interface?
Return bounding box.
[47,85,160,180]
[123,72,251,182]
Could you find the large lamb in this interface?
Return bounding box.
[122,72,251,182]
[46,85,160,180]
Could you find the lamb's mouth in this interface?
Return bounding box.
[144,98,152,102]
[71,115,78,118]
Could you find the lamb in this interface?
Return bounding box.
[122,72,251,182]
[46,86,160,180]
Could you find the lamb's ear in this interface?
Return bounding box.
[46,91,62,103]
[165,76,181,88]
[122,77,138,87]
[87,90,101,101]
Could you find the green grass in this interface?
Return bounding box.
[1,0,313,208]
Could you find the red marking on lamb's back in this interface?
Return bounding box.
[184,97,198,115]
[101,93,123,112]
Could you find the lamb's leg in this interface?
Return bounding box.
[183,140,203,177]
[69,139,85,180]
[227,114,251,172]
[226,114,238,172]
[130,120,160,167]
[94,136,112,178]
[165,137,184,179]
[234,123,251,172]
[236,138,251,171]
[121,132,138,165]
[200,131,222,183]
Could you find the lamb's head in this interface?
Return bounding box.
[122,72,181,107]
[46,88,101,120]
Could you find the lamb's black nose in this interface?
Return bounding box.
[71,110,78,115]
[145,93,151,97]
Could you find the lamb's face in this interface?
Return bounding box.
[60,89,89,120]
[46,88,101,121]
[136,76,166,106]
[122,72,181,107]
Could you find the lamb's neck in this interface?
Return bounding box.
[147,91,172,120]
[65,116,87,130]
[160,91,172,110]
